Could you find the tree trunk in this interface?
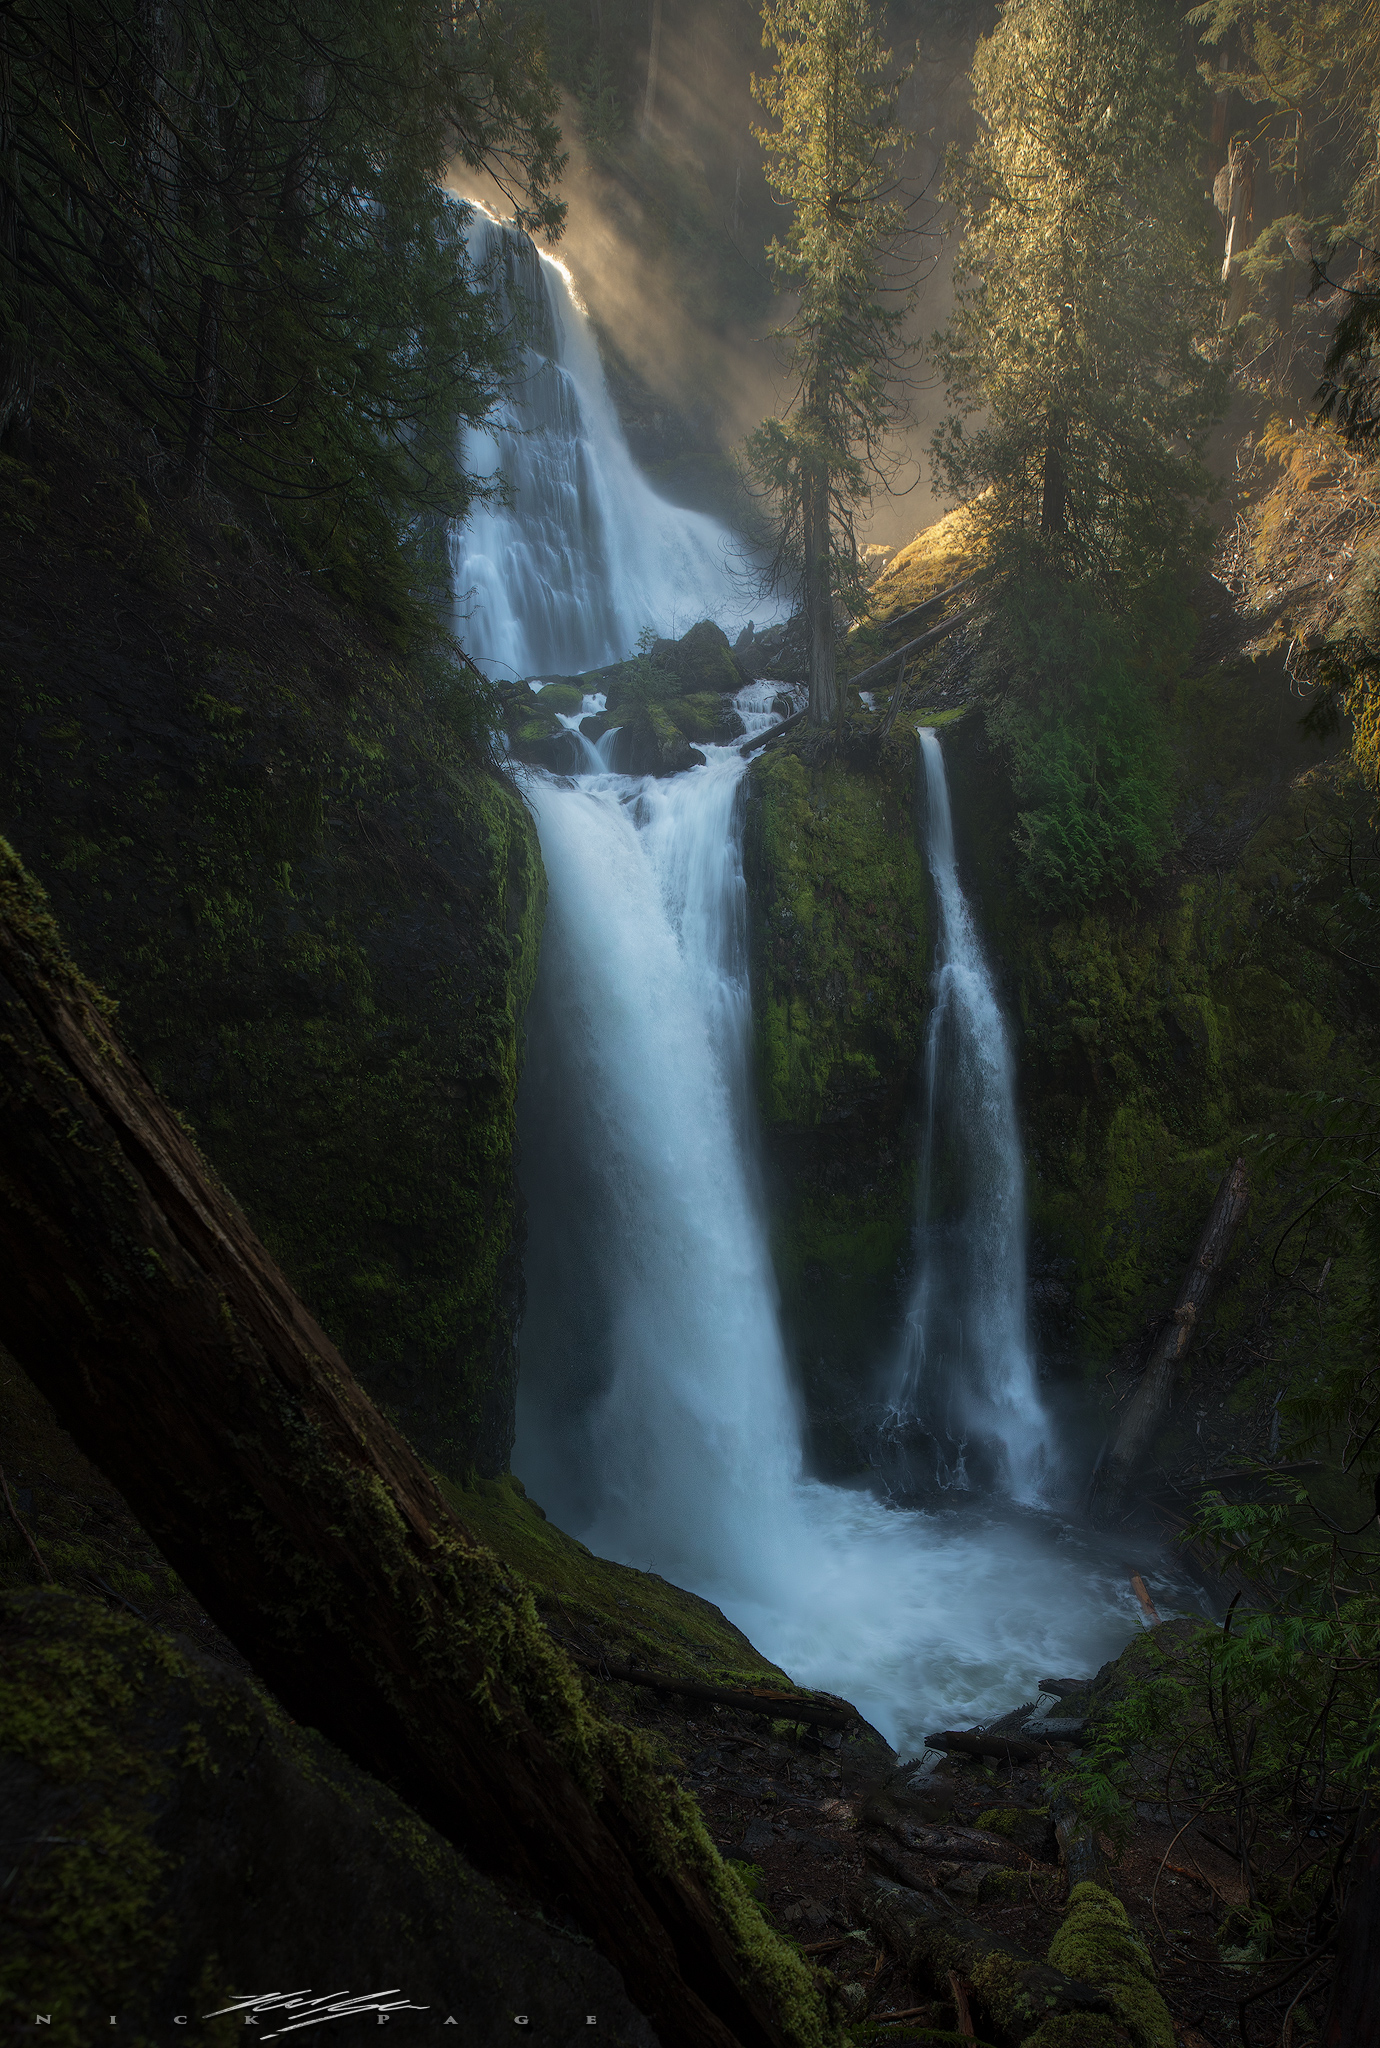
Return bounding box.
[1040,414,1066,534]
[642,0,662,133]
[0,843,810,2048]
[183,272,222,493]
[1088,1157,1250,1525]
[804,467,836,726]
[1323,1808,1380,2047]
[0,18,35,452]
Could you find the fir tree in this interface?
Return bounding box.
[931,0,1224,593]
[747,0,922,725]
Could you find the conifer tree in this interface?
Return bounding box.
[931,0,1224,593]
[747,0,919,725]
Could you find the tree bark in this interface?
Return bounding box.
[1088,1157,1250,1526]
[0,844,809,2048]
[845,604,977,694]
[0,17,35,452]
[559,1648,856,1728]
[1324,1807,1380,2046]
[183,272,222,493]
[804,463,836,727]
[1040,414,1066,534]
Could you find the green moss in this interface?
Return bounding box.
[0,1592,181,2044]
[535,682,585,713]
[744,733,928,1442]
[444,1473,798,1684]
[1019,2019,1129,2048]
[746,741,927,1127]
[1046,1884,1172,2048]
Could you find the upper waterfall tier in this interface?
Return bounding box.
[449,214,751,681]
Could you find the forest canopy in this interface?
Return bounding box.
[0,0,565,638]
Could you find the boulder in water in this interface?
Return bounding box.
[621,700,708,777]
[651,619,749,694]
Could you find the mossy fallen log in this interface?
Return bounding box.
[561,1646,856,1729]
[0,838,838,2048]
[864,1876,1113,2046]
[1087,1157,1250,1526]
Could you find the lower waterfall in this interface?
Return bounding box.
[514,702,1177,1754]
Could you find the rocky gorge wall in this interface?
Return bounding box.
[0,424,543,1480]
[742,728,931,1473]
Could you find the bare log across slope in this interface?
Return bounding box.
[0,841,826,2048]
[1088,1156,1250,1526]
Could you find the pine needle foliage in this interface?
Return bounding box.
[747,0,923,725]
[931,0,1225,595]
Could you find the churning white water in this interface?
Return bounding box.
[886,729,1052,1499]
[449,214,756,680]
[515,707,1180,1756]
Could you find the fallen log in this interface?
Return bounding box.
[845,604,978,695]
[1087,1156,1250,1525]
[741,707,807,757]
[561,1646,855,1729]
[924,1730,1053,1765]
[864,1877,1112,2045]
[874,572,982,642]
[0,840,812,2048]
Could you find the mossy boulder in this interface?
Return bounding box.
[651,618,747,693]
[1045,1885,1173,2048]
[0,1587,657,2047]
[0,473,544,1480]
[669,691,747,743]
[620,699,708,777]
[535,680,587,715]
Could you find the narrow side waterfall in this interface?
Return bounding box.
[887,730,1051,1498]
[515,707,1169,1755]
[450,214,755,680]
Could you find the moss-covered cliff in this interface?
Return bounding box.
[743,730,930,1469]
[0,420,543,1478]
[744,618,1378,1494]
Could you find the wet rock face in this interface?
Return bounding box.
[501,621,749,777]
[741,731,930,1470]
[1,1587,657,2048]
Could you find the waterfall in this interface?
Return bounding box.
[458,210,1184,1749]
[887,729,1052,1498]
[515,705,1165,1754]
[449,213,755,681]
